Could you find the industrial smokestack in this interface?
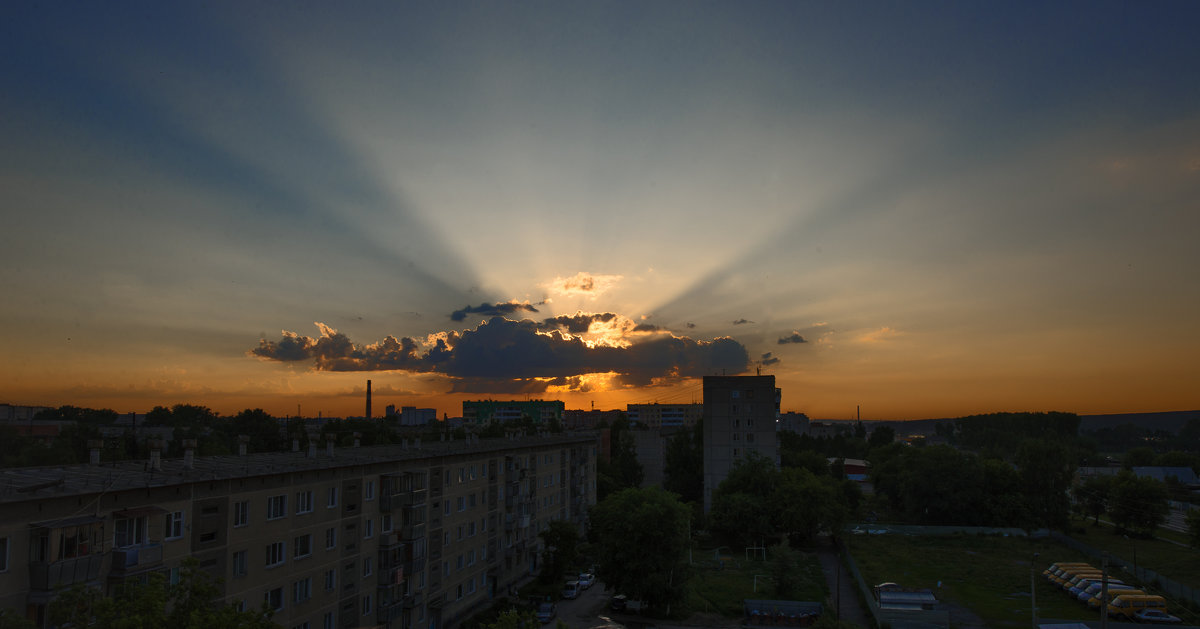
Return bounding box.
[365,379,372,419]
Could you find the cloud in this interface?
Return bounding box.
[251,316,751,393]
[858,327,901,343]
[777,332,808,345]
[761,352,780,366]
[538,312,619,334]
[449,300,540,321]
[547,272,622,298]
[733,318,754,325]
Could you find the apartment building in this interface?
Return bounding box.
[625,404,702,430]
[0,433,597,629]
[702,375,780,512]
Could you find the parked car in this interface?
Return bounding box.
[610,594,628,611]
[536,603,557,624]
[578,573,596,589]
[1134,609,1182,624]
[562,581,581,599]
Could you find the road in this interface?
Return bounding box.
[548,582,626,629]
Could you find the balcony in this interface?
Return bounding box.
[380,488,427,512]
[109,543,163,576]
[29,554,104,590]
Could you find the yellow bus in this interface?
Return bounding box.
[1087,588,1144,609]
[1053,566,1099,588]
[1106,594,1167,620]
[1043,562,1091,580]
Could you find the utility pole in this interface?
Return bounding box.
[1100,552,1108,629]
[1031,551,1039,628]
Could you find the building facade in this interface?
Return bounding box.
[625,404,702,430]
[0,434,597,629]
[461,401,564,426]
[701,375,780,512]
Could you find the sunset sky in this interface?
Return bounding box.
[2,2,1198,420]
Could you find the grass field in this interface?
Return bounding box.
[848,531,1200,628]
[1070,517,1200,589]
[685,549,828,618]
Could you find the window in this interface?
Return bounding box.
[325,527,337,550]
[443,501,450,516]
[382,514,393,533]
[292,624,310,629]
[458,468,465,483]
[457,525,463,541]
[232,550,247,577]
[457,497,465,512]
[114,516,147,548]
[323,612,334,629]
[266,541,285,567]
[732,448,740,457]
[233,501,249,527]
[469,494,476,508]
[362,594,372,616]
[731,390,740,399]
[327,486,338,508]
[169,567,181,585]
[364,480,375,501]
[265,587,283,612]
[0,536,9,572]
[293,577,312,603]
[467,550,475,566]
[297,490,314,514]
[324,568,336,591]
[364,519,374,539]
[164,511,185,540]
[363,557,372,577]
[456,555,463,570]
[267,495,287,520]
[294,534,312,559]
[456,584,463,600]
[746,433,755,443]
[468,522,476,537]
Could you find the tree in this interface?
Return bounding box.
[598,429,642,501]
[1072,475,1116,525]
[590,487,691,612]
[1122,446,1157,469]
[539,520,580,584]
[1108,472,1169,536]
[867,425,895,450]
[1016,438,1075,531]
[484,609,538,629]
[50,558,279,629]
[769,544,803,598]
[1187,509,1200,549]
[663,421,703,504]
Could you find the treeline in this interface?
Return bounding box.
[2,403,565,469]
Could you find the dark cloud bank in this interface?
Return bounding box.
[252,316,750,393]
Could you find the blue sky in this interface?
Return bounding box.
[2,2,1198,419]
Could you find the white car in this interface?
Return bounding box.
[578,573,596,589]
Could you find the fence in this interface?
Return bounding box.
[1050,531,1200,609]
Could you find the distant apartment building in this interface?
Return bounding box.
[0,434,597,629]
[461,401,564,426]
[560,409,623,431]
[0,405,51,423]
[400,407,437,427]
[702,375,780,512]
[777,411,810,434]
[625,403,702,429]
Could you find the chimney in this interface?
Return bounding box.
[149,439,163,471]
[238,434,250,457]
[326,434,336,457]
[365,379,372,419]
[88,439,103,465]
[183,439,197,470]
